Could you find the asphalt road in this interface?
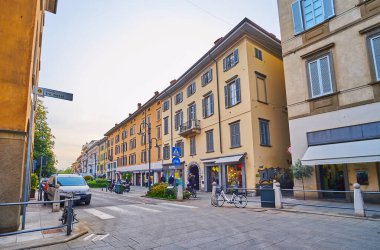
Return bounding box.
[38,188,380,250]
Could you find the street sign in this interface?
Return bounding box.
[172,147,181,157]
[172,157,181,167]
[34,86,73,101]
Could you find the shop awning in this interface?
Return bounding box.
[116,162,162,172]
[301,139,380,165]
[201,153,245,164]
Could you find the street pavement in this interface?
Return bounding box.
[35,187,380,250]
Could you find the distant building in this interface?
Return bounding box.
[277,0,380,201]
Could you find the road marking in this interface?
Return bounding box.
[92,233,109,241]
[126,205,161,213]
[83,233,95,241]
[160,203,198,209]
[83,208,115,219]
[105,206,138,215]
[147,204,176,210]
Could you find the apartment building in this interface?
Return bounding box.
[97,137,107,177]
[158,18,291,191]
[0,0,58,232]
[87,140,99,178]
[277,0,380,200]
[104,92,163,185]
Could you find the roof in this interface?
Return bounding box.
[157,17,282,99]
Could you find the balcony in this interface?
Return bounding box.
[179,119,201,137]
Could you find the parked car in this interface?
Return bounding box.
[47,174,91,205]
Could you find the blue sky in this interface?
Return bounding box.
[39,0,281,169]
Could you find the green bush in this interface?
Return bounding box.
[83,175,93,182]
[87,178,108,188]
[30,173,38,190]
[183,190,191,200]
[146,183,176,199]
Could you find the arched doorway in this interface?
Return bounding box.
[189,165,200,190]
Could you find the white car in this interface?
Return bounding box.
[47,174,91,205]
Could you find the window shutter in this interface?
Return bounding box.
[209,69,212,82]
[223,58,227,71]
[187,86,190,97]
[224,85,229,108]
[371,36,380,80]
[233,49,239,65]
[210,94,214,115]
[236,78,241,103]
[291,0,304,35]
[202,98,206,118]
[323,0,335,19]
[201,74,205,86]
[319,56,333,95]
[308,61,321,97]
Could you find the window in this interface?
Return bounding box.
[201,69,212,86]
[130,125,135,136]
[230,122,241,148]
[157,126,161,139]
[255,48,263,61]
[224,78,241,108]
[121,130,127,139]
[129,154,136,165]
[256,73,267,103]
[163,99,170,112]
[129,138,136,150]
[174,110,183,131]
[156,108,161,120]
[259,119,270,146]
[157,146,161,160]
[163,144,170,160]
[115,135,120,143]
[187,82,196,97]
[141,133,146,146]
[369,34,380,81]
[164,117,169,135]
[206,130,214,152]
[202,93,214,118]
[223,49,239,71]
[141,150,146,163]
[147,115,151,125]
[291,0,335,35]
[175,141,184,158]
[307,54,334,98]
[174,92,183,105]
[187,103,196,122]
[190,137,196,156]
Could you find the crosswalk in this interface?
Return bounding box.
[81,202,198,220]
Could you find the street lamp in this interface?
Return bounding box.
[138,120,158,190]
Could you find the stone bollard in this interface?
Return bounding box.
[177,185,183,201]
[273,180,277,189]
[353,183,366,217]
[52,189,60,212]
[274,182,283,209]
[212,182,217,197]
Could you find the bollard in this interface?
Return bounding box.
[177,185,183,200]
[52,189,60,212]
[353,183,366,217]
[273,180,277,189]
[212,182,217,197]
[274,182,283,209]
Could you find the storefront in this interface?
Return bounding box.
[202,154,246,192]
[163,163,184,186]
[116,162,162,187]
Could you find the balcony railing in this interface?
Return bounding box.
[179,119,201,137]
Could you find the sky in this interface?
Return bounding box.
[39,0,281,170]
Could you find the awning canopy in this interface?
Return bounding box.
[201,153,245,164]
[301,139,380,166]
[116,162,162,173]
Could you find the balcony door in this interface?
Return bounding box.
[187,104,196,127]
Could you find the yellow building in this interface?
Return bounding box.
[0,0,58,232]
[104,92,163,186]
[277,0,380,201]
[97,137,107,177]
[158,18,291,191]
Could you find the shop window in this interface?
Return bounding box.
[356,171,369,185]
[227,164,243,188]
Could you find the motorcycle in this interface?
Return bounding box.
[123,182,130,193]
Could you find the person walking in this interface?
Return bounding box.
[168,175,174,186]
[160,175,166,183]
[43,181,48,205]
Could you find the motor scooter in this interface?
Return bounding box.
[123,182,130,193]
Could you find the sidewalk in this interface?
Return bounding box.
[0,202,88,250]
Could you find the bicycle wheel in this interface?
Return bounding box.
[234,195,248,208]
[216,194,225,207]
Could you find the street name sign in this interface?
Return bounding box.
[172,157,181,167]
[34,86,73,101]
[172,147,181,157]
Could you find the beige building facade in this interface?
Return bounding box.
[158,18,291,191]
[277,0,380,200]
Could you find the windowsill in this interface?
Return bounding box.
[257,100,268,105]
[206,150,214,153]
[368,80,380,85]
[260,144,272,148]
[294,17,335,37]
[223,64,238,72]
[230,145,241,149]
[204,113,214,119]
[201,82,211,87]
[306,91,339,102]
[190,154,196,157]
[226,101,241,109]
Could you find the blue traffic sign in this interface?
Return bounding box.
[172,147,181,157]
[172,157,181,167]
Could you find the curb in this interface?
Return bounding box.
[2,223,89,250]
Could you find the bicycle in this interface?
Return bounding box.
[212,187,247,208]
[59,194,78,235]
[187,186,197,198]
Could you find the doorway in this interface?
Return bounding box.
[318,164,347,199]
[189,165,200,190]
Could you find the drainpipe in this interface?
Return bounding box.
[208,52,223,154]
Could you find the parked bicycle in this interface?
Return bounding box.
[59,194,78,235]
[187,186,197,198]
[211,187,247,208]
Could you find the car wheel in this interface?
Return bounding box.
[85,200,91,205]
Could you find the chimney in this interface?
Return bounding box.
[170,79,177,85]
[129,113,132,117]
[154,91,159,96]
[137,103,142,109]
[214,37,223,45]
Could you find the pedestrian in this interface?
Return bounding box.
[43,181,48,205]
[168,175,174,186]
[160,175,166,183]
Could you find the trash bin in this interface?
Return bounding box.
[260,185,275,208]
[115,184,123,194]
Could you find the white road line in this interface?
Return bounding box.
[83,208,115,219]
[92,233,110,241]
[147,204,176,210]
[126,205,161,213]
[83,233,95,241]
[160,203,198,209]
[105,206,138,215]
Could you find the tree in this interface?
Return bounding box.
[58,168,72,174]
[33,100,57,177]
[291,160,313,200]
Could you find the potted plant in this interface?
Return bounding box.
[30,173,38,199]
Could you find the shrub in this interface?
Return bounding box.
[183,190,191,200]
[83,175,93,182]
[122,173,127,180]
[146,183,177,199]
[87,178,108,188]
[30,173,38,190]
[165,187,177,199]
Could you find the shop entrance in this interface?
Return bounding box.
[189,165,200,190]
[318,164,347,199]
[206,166,220,192]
